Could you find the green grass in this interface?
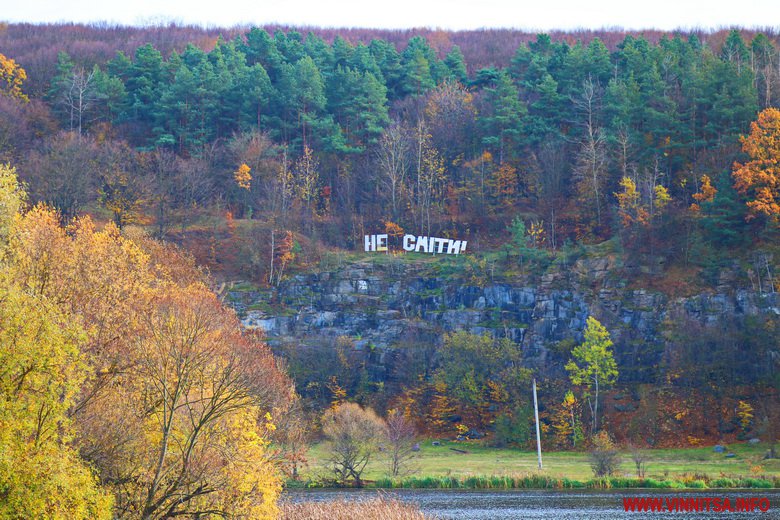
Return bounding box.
[228,280,259,292]
[299,440,780,489]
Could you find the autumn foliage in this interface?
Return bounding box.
[0,22,779,465]
[0,52,28,101]
[733,107,780,222]
[690,174,716,212]
[234,162,252,190]
[0,165,294,518]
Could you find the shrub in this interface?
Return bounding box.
[321,403,387,487]
[589,431,622,477]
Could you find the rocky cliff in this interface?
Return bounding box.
[226,253,779,385]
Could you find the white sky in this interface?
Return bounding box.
[2,0,779,30]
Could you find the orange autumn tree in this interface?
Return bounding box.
[428,381,457,433]
[551,390,583,449]
[733,108,780,223]
[690,174,717,212]
[272,229,295,286]
[384,220,404,240]
[491,162,518,208]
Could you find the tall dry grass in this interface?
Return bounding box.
[278,496,431,520]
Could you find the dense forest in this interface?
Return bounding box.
[1,23,779,278]
[1,22,780,514]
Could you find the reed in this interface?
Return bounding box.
[300,470,780,491]
[279,496,430,520]
[363,473,771,490]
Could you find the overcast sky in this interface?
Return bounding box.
[3,0,779,31]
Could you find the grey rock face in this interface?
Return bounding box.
[230,258,776,382]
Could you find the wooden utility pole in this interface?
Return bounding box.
[533,378,543,470]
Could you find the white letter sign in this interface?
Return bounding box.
[364,233,467,255]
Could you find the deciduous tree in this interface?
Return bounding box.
[376,122,410,221]
[385,409,418,477]
[294,145,319,227]
[565,316,618,433]
[234,162,252,190]
[0,171,112,518]
[6,183,292,519]
[322,402,387,487]
[0,52,28,101]
[436,332,531,431]
[551,390,583,448]
[0,281,114,519]
[733,108,780,223]
[573,77,608,229]
[589,430,621,477]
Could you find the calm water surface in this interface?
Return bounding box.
[285,489,780,519]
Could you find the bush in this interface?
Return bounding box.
[710,478,736,488]
[491,406,532,448]
[739,478,773,488]
[589,431,622,477]
[321,403,387,487]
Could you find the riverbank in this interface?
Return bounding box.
[283,489,780,519]
[291,440,780,489]
[368,474,779,490]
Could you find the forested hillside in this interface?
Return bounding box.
[1,24,779,282]
[2,22,780,452]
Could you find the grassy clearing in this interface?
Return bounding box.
[298,440,780,488]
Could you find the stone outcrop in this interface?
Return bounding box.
[227,256,779,381]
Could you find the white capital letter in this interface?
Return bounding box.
[415,236,429,253]
[377,234,388,252]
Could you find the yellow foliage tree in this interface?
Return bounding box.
[551,390,582,448]
[616,176,647,227]
[0,52,28,102]
[127,285,281,518]
[0,282,114,519]
[527,220,546,248]
[3,172,291,518]
[0,164,25,247]
[0,172,112,519]
[737,400,754,430]
[294,145,319,222]
[615,175,672,230]
[327,375,348,410]
[234,163,252,190]
[428,381,457,433]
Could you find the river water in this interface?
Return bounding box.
[284,489,780,519]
